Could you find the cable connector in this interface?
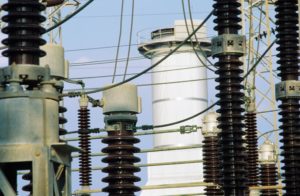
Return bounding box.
[67,91,81,98]
[135,125,153,130]
[180,125,198,134]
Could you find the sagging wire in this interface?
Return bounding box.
[62,9,215,98]
[181,0,215,72]
[112,0,125,83]
[123,0,135,81]
[187,0,216,68]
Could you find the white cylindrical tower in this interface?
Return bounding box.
[138,20,210,195]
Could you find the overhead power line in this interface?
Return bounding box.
[70,65,214,80]
[123,0,135,81]
[62,9,215,97]
[112,0,125,83]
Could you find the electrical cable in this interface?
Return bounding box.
[45,0,94,33]
[187,0,216,68]
[258,129,281,140]
[112,0,125,83]
[64,77,217,92]
[123,0,135,81]
[65,37,276,135]
[243,39,277,80]
[134,36,275,129]
[70,65,214,80]
[70,56,145,66]
[75,11,211,19]
[65,43,139,52]
[62,9,215,97]
[136,101,218,130]
[181,0,215,72]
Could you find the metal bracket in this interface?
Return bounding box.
[2,64,49,83]
[275,80,300,100]
[105,123,134,131]
[211,34,246,57]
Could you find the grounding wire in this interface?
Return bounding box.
[186,0,215,68]
[62,9,215,97]
[181,0,215,72]
[112,0,125,83]
[123,0,135,81]
[45,0,94,33]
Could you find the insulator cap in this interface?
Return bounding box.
[102,83,142,114]
[259,140,277,164]
[202,111,220,137]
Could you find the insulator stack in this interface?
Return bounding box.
[203,137,223,195]
[260,164,278,196]
[22,171,33,195]
[78,107,92,188]
[59,105,68,136]
[1,0,46,65]
[212,0,247,195]
[245,112,259,186]
[102,120,141,195]
[275,0,300,194]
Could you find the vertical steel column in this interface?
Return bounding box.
[212,0,248,195]
[275,0,300,194]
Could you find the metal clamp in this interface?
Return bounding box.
[105,123,134,131]
[275,80,300,100]
[180,125,198,134]
[211,34,246,57]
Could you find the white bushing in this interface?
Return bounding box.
[202,111,220,137]
[102,83,142,114]
[259,140,277,165]
[79,94,89,108]
[40,44,67,79]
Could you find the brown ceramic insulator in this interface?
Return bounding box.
[275,0,300,194]
[59,105,67,136]
[1,0,46,65]
[102,120,141,196]
[245,112,259,187]
[260,164,278,196]
[78,107,92,187]
[213,1,248,195]
[203,136,223,195]
[22,171,33,196]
